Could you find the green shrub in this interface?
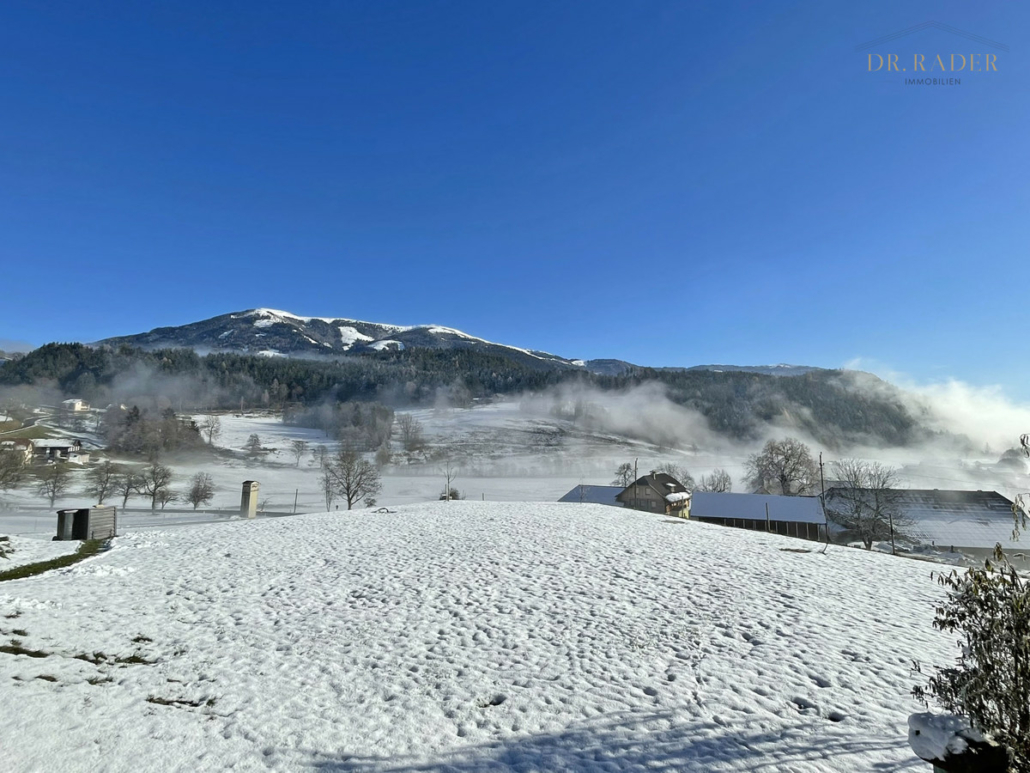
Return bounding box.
[913,546,1030,769]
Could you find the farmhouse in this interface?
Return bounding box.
[61,398,90,412]
[558,485,625,507]
[690,492,826,541]
[32,438,83,462]
[0,438,34,462]
[615,472,690,516]
[825,487,1021,557]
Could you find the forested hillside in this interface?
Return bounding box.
[0,343,923,448]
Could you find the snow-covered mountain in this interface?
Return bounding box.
[96,308,578,368]
[94,309,834,379]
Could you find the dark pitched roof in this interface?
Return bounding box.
[616,473,688,501]
[691,492,826,524]
[558,485,625,507]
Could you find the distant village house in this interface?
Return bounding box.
[0,438,34,462]
[31,438,85,463]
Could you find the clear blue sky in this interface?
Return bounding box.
[1,2,1026,393]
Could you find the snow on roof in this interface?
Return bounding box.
[691,492,826,524]
[665,492,690,503]
[827,488,1020,550]
[557,485,625,507]
[31,439,78,448]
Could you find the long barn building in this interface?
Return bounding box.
[690,492,826,541]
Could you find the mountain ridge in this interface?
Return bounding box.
[92,308,831,378]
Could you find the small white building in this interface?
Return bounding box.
[62,398,90,412]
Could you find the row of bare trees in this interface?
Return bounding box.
[611,461,732,492]
[0,455,216,510]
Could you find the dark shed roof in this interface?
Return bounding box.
[691,492,826,525]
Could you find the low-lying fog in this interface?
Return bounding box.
[1,371,1028,531]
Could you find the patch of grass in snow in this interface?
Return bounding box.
[117,653,154,665]
[35,674,57,682]
[0,539,105,583]
[86,675,113,686]
[1,640,49,658]
[73,650,155,666]
[146,695,216,709]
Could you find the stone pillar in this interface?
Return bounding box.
[241,480,260,519]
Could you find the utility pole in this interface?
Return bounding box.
[765,502,771,533]
[293,488,298,514]
[818,452,831,548]
[819,452,825,501]
[889,512,896,555]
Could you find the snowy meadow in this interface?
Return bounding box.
[1,502,951,772]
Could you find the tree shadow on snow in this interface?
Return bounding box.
[303,711,921,772]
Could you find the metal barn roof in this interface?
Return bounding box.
[827,488,1021,551]
[691,492,826,525]
[558,485,625,507]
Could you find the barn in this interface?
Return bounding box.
[690,492,826,541]
[557,485,625,507]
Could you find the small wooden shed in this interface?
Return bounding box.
[56,506,117,541]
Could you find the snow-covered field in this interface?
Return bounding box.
[0,534,78,571]
[0,502,951,771]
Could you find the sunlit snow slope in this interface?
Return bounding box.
[0,503,951,772]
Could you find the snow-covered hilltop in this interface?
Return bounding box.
[0,502,951,771]
[95,308,577,367]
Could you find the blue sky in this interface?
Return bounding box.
[0,2,1026,394]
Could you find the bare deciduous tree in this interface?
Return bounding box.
[200,415,222,445]
[612,462,634,487]
[327,448,382,510]
[138,463,173,510]
[320,467,336,510]
[745,438,818,496]
[0,452,26,493]
[655,462,695,490]
[290,439,308,467]
[824,459,908,550]
[84,459,119,504]
[696,469,733,493]
[397,414,424,452]
[312,445,330,469]
[186,472,215,510]
[156,488,177,510]
[115,470,141,508]
[36,463,70,506]
[441,460,459,502]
